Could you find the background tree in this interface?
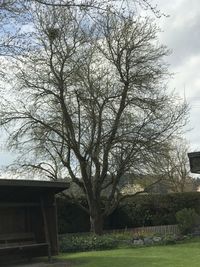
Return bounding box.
[0,3,188,234]
[144,137,193,193]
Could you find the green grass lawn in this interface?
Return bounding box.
[58,240,200,267]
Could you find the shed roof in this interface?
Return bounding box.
[0,179,69,202]
[0,178,68,189]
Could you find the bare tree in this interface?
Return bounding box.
[0,4,188,234]
[146,138,192,193]
[0,0,163,59]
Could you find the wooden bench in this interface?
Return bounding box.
[0,232,50,261]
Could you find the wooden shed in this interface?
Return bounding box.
[0,179,68,262]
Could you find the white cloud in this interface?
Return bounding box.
[157,0,200,66]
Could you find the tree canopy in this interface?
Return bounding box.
[0,0,188,234]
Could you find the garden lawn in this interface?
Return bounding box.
[59,240,200,267]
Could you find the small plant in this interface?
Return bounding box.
[162,234,177,245]
[133,229,155,239]
[176,208,200,234]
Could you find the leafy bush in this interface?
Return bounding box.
[59,234,120,252]
[162,234,177,245]
[59,231,196,252]
[176,208,200,234]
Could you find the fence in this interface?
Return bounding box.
[131,224,179,235]
[106,224,180,236]
[60,224,180,237]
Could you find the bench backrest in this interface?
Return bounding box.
[0,232,35,247]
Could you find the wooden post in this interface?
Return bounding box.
[40,197,52,262]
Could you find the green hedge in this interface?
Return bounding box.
[57,198,90,234]
[57,192,200,233]
[108,192,200,229]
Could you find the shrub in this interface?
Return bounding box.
[59,231,195,252]
[59,233,123,252]
[162,234,177,245]
[176,208,200,234]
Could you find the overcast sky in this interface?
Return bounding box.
[0,0,200,167]
[155,0,200,150]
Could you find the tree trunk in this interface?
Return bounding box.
[90,210,104,235]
